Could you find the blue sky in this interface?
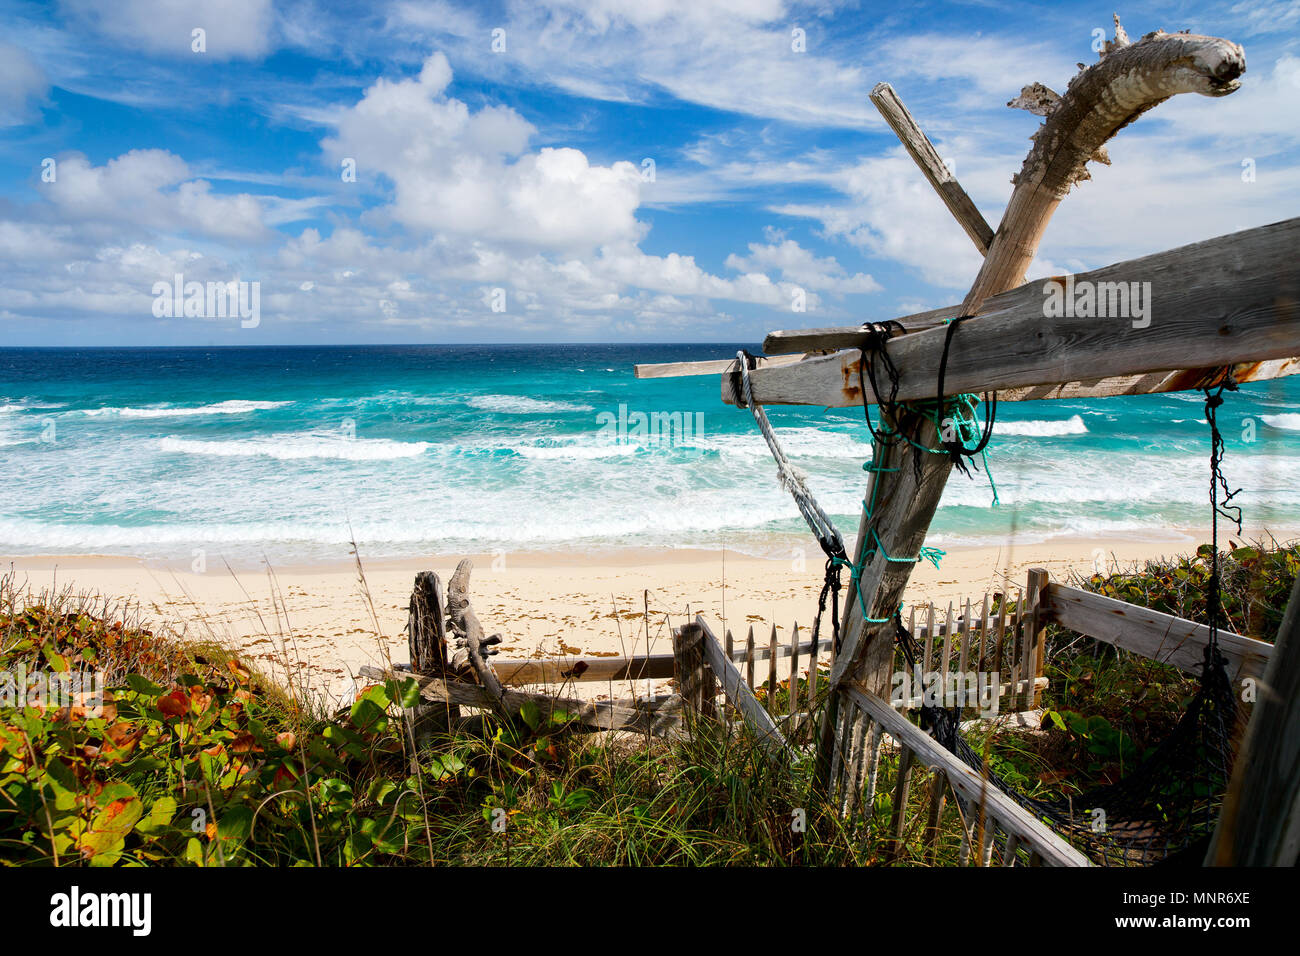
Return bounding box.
[0,0,1296,346]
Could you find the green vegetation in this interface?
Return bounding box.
[2,542,1294,866]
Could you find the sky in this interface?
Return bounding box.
[0,0,1296,346]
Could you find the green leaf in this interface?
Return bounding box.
[217,805,253,843]
[387,677,422,709]
[135,796,177,834]
[519,699,542,730]
[81,794,144,863]
[125,674,165,696]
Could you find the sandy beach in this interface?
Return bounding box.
[0,532,1244,707]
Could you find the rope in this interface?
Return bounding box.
[1202,375,1242,659]
[733,334,961,647]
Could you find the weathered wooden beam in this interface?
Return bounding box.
[846,686,1091,865]
[870,82,995,255]
[696,616,787,751]
[1207,575,1300,865]
[358,664,682,735]
[634,352,803,380]
[763,306,957,356]
[446,558,505,713]
[816,409,954,788]
[1044,582,1273,681]
[728,217,1300,408]
[492,653,676,685]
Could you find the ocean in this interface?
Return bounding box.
[1,344,1297,565]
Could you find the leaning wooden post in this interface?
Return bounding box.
[1206,574,1300,865]
[407,571,455,743]
[815,408,953,793]
[1025,568,1049,709]
[869,82,994,256]
[815,18,1245,797]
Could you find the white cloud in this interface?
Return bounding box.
[324,52,644,250]
[0,41,49,125]
[390,1,880,126]
[725,231,880,293]
[43,150,270,242]
[60,0,276,60]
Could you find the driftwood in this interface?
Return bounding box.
[815,16,1247,801]
[962,16,1245,313]
[407,571,456,740]
[360,665,682,736]
[869,82,994,255]
[445,558,506,716]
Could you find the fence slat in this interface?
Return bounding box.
[924,603,935,672]
[788,622,801,731]
[767,624,779,715]
[958,597,972,676]
[746,626,756,690]
[694,617,785,750]
[887,746,916,862]
[940,602,954,679]
[923,771,948,865]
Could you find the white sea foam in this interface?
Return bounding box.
[85,400,289,418]
[467,394,594,414]
[994,415,1088,437]
[512,442,638,460]
[1262,413,1300,431]
[158,434,429,460]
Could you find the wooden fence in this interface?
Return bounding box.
[668,566,1277,866]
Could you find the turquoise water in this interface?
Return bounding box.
[0,345,1296,564]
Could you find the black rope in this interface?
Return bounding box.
[935,316,996,479]
[1201,375,1242,657]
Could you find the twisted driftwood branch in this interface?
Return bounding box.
[961,14,1245,313]
[446,558,506,714]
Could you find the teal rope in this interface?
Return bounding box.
[835,389,1000,624]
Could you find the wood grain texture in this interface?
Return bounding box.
[729,218,1300,408]
[1044,582,1272,681]
[696,616,786,751]
[846,686,1090,866]
[870,82,994,255]
[962,26,1245,313]
[1208,575,1300,865]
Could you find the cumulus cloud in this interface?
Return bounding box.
[40,150,270,242]
[325,52,644,250]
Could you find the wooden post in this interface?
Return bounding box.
[407,571,455,742]
[815,408,954,789]
[788,622,801,734]
[673,623,715,719]
[1207,574,1300,865]
[767,624,779,715]
[1025,568,1049,709]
